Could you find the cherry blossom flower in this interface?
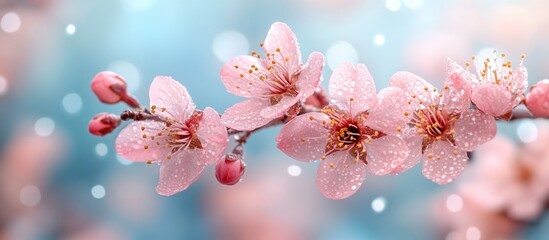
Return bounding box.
[458,125,549,221]
[466,53,528,118]
[91,71,139,108]
[390,59,497,184]
[276,63,410,199]
[525,79,549,117]
[115,76,228,196]
[220,22,324,131]
[88,112,121,136]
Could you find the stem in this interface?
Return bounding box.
[507,108,547,121]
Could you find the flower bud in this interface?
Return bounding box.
[89,112,121,136]
[91,71,140,108]
[304,87,330,109]
[526,79,549,117]
[215,153,245,185]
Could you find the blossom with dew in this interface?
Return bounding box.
[464,52,528,118]
[458,125,549,221]
[525,79,549,117]
[115,76,228,196]
[390,59,497,184]
[220,22,324,131]
[89,112,121,136]
[276,63,410,199]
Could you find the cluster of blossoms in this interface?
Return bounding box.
[88,22,549,199]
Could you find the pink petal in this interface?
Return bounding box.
[276,112,329,162]
[260,95,300,119]
[391,133,422,174]
[471,84,513,117]
[329,63,377,114]
[221,99,274,131]
[390,71,437,109]
[195,107,229,165]
[263,22,302,74]
[364,135,409,176]
[365,87,410,134]
[442,59,472,113]
[220,55,269,98]
[115,121,168,162]
[149,76,195,122]
[512,64,528,103]
[296,52,324,100]
[156,149,206,196]
[422,141,468,184]
[453,109,497,151]
[508,196,543,221]
[316,151,367,199]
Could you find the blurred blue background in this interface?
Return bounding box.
[1,0,549,239]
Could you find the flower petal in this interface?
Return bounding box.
[156,149,206,196]
[453,109,497,151]
[115,121,168,162]
[390,71,437,109]
[263,22,302,74]
[422,141,468,184]
[329,63,377,114]
[196,107,229,165]
[316,151,367,199]
[276,112,329,162]
[260,95,300,119]
[391,133,422,174]
[220,55,269,98]
[149,76,196,121]
[471,84,513,117]
[365,87,410,134]
[442,59,472,113]
[221,99,274,131]
[511,64,528,106]
[364,135,409,175]
[296,52,324,100]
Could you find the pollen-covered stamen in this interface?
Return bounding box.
[137,108,204,160]
[234,46,299,104]
[319,107,384,163]
[471,51,526,90]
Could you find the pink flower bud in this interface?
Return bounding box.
[215,153,245,185]
[91,71,127,103]
[91,71,140,108]
[89,113,121,136]
[526,79,549,117]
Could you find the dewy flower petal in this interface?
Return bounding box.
[221,98,274,131]
[390,68,496,185]
[525,79,549,117]
[278,63,410,199]
[328,63,376,115]
[115,77,228,196]
[220,22,324,131]
[466,53,528,117]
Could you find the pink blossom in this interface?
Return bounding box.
[466,53,528,118]
[458,125,549,221]
[88,112,121,136]
[215,153,246,186]
[220,22,324,131]
[525,79,549,117]
[276,63,410,199]
[390,59,497,184]
[115,76,228,196]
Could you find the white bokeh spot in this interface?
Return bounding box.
[66,24,76,35]
[35,117,55,137]
[1,12,21,33]
[326,41,358,71]
[213,30,250,62]
[91,185,106,199]
[385,0,402,12]
[0,75,7,95]
[287,165,302,177]
[20,185,41,207]
[62,93,83,114]
[466,226,481,240]
[516,120,538,143]
[95,143,108,157]
[371,197,386,213]
[446,194,463,213]
[373,34,386,46]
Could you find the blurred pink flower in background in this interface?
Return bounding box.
[221,22,324,131]
[277,63,410,199]
[458,124,549,221]
[526,79,549,117]
[115,76,228,196]
[390,61,496,184]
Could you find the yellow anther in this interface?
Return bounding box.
[144,145,149,150]
[300,137,305,142]
[453,150,459,155]
[309,116,315,120]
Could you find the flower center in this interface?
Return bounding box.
[409,104,459,152]
[320,107,384,164]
